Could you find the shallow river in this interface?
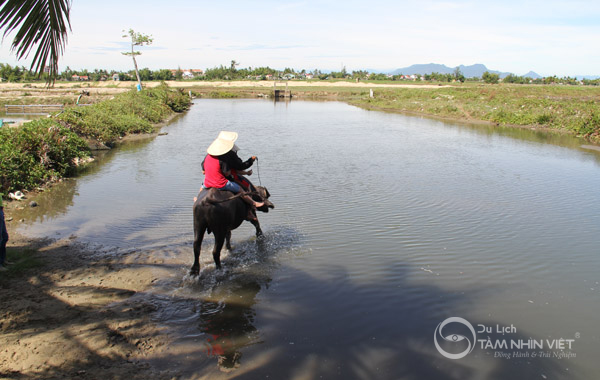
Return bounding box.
[17,99,600,379]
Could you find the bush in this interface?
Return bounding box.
[578,111,600,137]
[0,119,89,192]
[1,86,191,193]
[209,91,239,99]
[146,83,192,112]
[56,85,190,143]
[536,114,552,125]
[57,106,153,143]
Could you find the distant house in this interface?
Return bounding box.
[398,74,418,81]
[112,73,120,81]
[170,69,204,79]
[306,74,314,80]
[71,74,89,81]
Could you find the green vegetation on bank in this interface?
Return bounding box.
[346,84,600,141]
[0,84,190,193]
[57,84,188,143]
[0,119,88,191]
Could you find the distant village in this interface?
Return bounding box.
[68,70,425,82]
[1,62,598,86]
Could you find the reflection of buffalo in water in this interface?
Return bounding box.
[199,278,262,372]
[190,186,274,275]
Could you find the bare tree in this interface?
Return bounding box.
[122,28,153,90]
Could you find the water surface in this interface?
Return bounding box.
[16,99,600,379]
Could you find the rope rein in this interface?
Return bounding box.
[255,157,262,187]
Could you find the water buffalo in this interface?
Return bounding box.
[190,186,274,275]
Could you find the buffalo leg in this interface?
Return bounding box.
[250,219,263,237]
[191,223,207,276]
[225,230,232,251]
[212,232,226,270]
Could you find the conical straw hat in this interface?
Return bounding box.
[206,131,239,155]
[217,131,238,142]
[207,137,235,156]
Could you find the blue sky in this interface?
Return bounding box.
[1,0,599,76]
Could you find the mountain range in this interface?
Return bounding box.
[385,63,541,79]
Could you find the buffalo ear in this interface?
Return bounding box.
[265,188,271,198]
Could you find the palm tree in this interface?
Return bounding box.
[0,0,72,85]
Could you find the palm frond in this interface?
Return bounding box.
[0,0,72,84]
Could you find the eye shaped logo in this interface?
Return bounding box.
[434,317,477,359]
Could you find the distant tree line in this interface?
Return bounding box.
[1,62,599,86]
[0,63,178,82]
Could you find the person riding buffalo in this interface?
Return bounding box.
[211,131,257,191]
[201,132,263,221]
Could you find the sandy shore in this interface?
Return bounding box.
[0,216,177,379]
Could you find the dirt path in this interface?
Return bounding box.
[0,226,178,379]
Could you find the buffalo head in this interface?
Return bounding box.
[255,186,274,212]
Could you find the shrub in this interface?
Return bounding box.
[146,83,192,112]
[578,111,600,137]
[56,86,190,143]
[0,119,89,192]
[1,86,191,193]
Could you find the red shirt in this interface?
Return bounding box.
[203,155,229,188]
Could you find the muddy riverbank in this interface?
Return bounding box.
[0,226,178,379]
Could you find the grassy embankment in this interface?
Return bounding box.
[0,84,190,194]
[348,84,600,142]
[190,81,600,142]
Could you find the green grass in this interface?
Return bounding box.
[347,84,600,141]
[205,90,242,98]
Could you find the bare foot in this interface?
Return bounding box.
[254,201,264,208]
[193,197,197,202]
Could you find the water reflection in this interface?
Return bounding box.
[459,122,600,163]
[9,149,115,225]
[198,274,263,372]
[193,229,295,372]
[8,179,78,225]
[149,226,301,375]
[185,258,573,379]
